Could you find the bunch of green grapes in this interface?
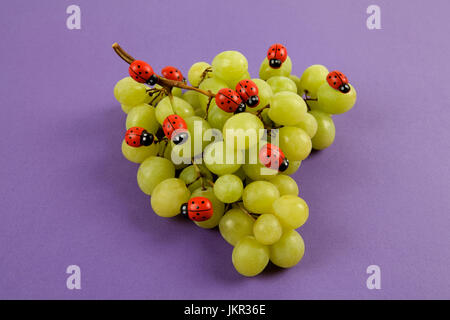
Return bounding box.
[112,42,357,277]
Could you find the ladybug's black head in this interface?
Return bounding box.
[339,84,351,94]
[234,103,247,114]
[180,203,188,217]
[278,158,289,172]
[146,74,159,86]
[140,131,154,146]
[246,95,259,107]
[172,130,189,145]
[269,59,282,69]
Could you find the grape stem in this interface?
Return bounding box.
[255,104,270,118]
[112,43,215,98]
[197,67,212,87]
[237,202,257,221]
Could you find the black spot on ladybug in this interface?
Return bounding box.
[133,141,136,144]
[192,201,195,204]
[170,71,173,73]
[139,72,142,74]
[196,213,199,215]
[137,65,140,68]
[334,82,336,85]
[201,201,204,203]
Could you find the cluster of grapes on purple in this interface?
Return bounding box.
[113,43,357,276]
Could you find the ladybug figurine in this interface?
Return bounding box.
[162,114,189,145]
[267,44,287,69]
[259,143,289,172]
[125,127,155,147]
[180,197,213,222]
[326,70,351,93]
[236,79,259,107]
[215,88,246,113]
[161,66,185,82]
[129,60,158,86]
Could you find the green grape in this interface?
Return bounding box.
[253,214,283,245]
[281,160,301,176]
[248,78,273,113]
[179,164,213,192]
[213,174,243,203]
[259,56,292,80]
[266,76,297,94]
[172,87,183,98]
[151,178,190,218]
[114,77,151,111]
[309,110,335,150]
[289,75,302,94]
[203,141,243,175]
[298,64,329,97]
[191,187,225,229]
[137,156,175,195]
[121,140,158,164]
[155,96,195,125]
[295,112,318,138]
[121,104,135,114]
[211,51,248,82]
[182,90,204,117]
[125,104,160,134]
[242,163,278,181]
[279,126,312,161]
[315,83,357,114]
[223,113,264,150]
[270,229,305,268]
[242,181,280,214]
[224,71,251,89]
[268,175,299,196]
[219,208,255,246]
[188,62,212,87]
[232,236,269,277]
[198,77,229,111]
[268,92,307,126]
[180,116,212,157]
[207,101,232,130]
[272,195,309,229]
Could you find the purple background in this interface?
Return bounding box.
[1,0,449,299]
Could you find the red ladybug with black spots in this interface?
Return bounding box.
[267,44,287,69]
[215,88,246,113]
[125,127,155,147]
[327,70,351,93]
[236,79,259,107]
[129,60,158,85]
[259,143,289,172]
[161,66,185,82]
[162,114,189,145]
[180,197,213,222]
